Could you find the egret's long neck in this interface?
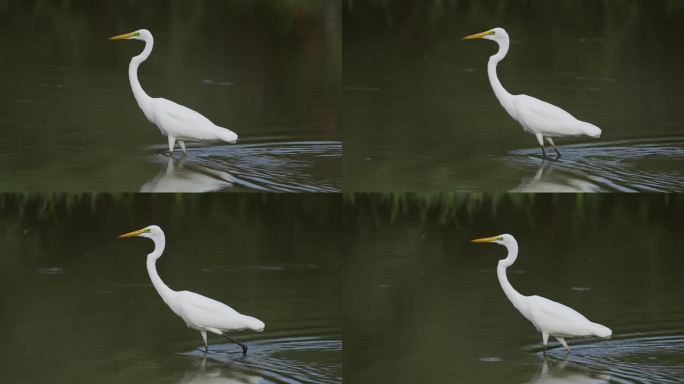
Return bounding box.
[487,38,514,112]
[145,234,176,310]
[497,241,526,310]
[129,36,154,112]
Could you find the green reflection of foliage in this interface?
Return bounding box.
[345,193,684,227]
[0,193,341,224]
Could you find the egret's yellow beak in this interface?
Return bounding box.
[470,235,502,244]
[109,31,138,41]
[118,228,149,238]
[463,30,494,40]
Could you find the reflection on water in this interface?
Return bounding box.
[512,161,602,193]
[530,359,611,384]
[141,156,236,193]
[178,357,262,384]
[509,137,684,192]
[143,141,341,192]
[550,334,684,384]
[180,336,342,384]
[526,334,684,383]
[179,371,262,384]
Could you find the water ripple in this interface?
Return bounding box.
[142,141,341,193]
[180,335,341,384]
[509,137,684,192]
[529,334,684,383]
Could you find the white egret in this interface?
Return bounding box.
[118,225,264,355]
[109,30,238,155]
[463,28,602,158]
[471,234,611,354]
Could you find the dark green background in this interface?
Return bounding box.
[344,0,684,191]
[344,194,684,383]
[0,0,340,191]
[0,194,342,384]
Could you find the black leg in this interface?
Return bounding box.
[546,138,561,159]
[223,334,248,355]
[201,332,208,354]
[540,146,547,158]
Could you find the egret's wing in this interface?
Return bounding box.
[514,95,587,136]
[528,295,594,337]
[177,291,248,331]
[154,98,214,125]
[152,98,227,141]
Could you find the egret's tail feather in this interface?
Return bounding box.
[243,315,265,332]
[590,322,612,338]
[580,121,602,138]
[217,127,239,144]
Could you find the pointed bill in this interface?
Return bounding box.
[118,228,149,238]
[109,31,138,41]
[470,235,501,243]
[463,30,494,40]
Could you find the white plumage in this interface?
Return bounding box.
[471,234,611,354]
[525,295,612,339]
[175,291,265,334]
[464,28,601,158]
[149,98,238,143]
[118,225,264,355]
[513,95,602,139]
[110,29,238,154]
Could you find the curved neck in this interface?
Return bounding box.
[497,241,525,308]
[487,38,513,109]
[129,36,154,109]
[146,234,176,308]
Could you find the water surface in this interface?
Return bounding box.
[343,0,684,192]
[141,141,341,193]
[0,195,342,383]
[0,0,340,192]
[344,194,684,383]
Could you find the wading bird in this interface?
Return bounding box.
[109,30,238,155]
[471,234,611,354]
[463,28,601,158]
[118,225,264,355]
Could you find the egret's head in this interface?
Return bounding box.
[471,233,516,247]
[463,27,508,43]
[108,29,151,42]
[118,225,162,240]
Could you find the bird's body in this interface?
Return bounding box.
[119,225,264,355]
[516,295,612,340]
[472,234,611,354]
[110,30,238,154]
[172,290,264,334]
[464,28,601,158]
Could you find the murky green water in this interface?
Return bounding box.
[0,0,340,192]
[0,195,342,383]
[343,0,684,192]
[1,194,683,383]
[344,194,684,383]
